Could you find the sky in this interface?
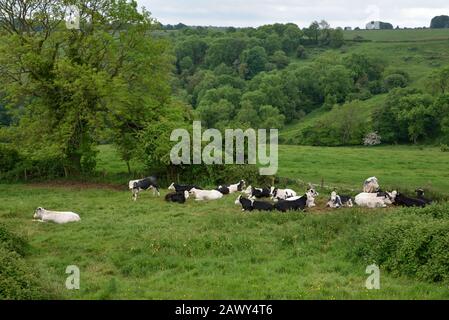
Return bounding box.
[136,0,449,28]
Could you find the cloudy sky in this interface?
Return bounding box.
[136,0,449,28]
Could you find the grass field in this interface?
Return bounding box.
[343,29,449,42]
[1,144,449,299]
[2,184,449,299]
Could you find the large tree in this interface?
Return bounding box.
[0,0,174,175]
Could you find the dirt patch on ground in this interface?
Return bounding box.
[26,180,126,191]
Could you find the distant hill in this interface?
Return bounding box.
[280,29,449,144]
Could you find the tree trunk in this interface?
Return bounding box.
[126,161,131,175]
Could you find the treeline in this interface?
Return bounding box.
[289,65,449,147]
[169,24,413,132]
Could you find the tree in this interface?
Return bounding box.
[430,15,449,29]
[427,65,449,94]
[270,50,289,69]
[304,21,320,44]
[0,0,174,176]
[239,46,268,79]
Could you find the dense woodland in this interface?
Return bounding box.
[1,0,449,181]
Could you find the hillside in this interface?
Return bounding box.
[280,30,449,144]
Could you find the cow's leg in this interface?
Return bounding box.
[133,188,139,201]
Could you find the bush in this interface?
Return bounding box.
[0,224,29,256]
[440,144,449,152]
[0,226,52,299]
[0,144,21,175]
[384,73,409,91]
[351,204,449,283]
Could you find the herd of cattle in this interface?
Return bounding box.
[31,176,433,224]
[128,176,433,213]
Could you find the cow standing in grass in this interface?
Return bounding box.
[129,176,160,201]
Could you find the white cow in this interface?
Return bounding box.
[363,177,380,193]
[33,207,80,224]
[355,191,397,208]
[189,188,223,201]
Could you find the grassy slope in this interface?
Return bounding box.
[281,29,449,142]
[1,185,449,300]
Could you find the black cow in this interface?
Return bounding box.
[415,189,432,205]
[168,183,202,193]
[235,195,273,212]
[274,195,307,212]
[394,192,426,208]
[165,191,189,204]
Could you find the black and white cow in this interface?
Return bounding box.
[363,177,380,193]
[415,189,432,205]
[274,196,307,212]
[129,176,160,201]
[270,187,297,201]
[165,191,190,204]
[234,195,273,212]
[327,191,353,208]
[216,185,230,195]
[394,192,426,208]
[244,186,272,199]
[168,182,202,193]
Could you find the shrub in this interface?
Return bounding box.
[0,226,52,299]
[440,144,449,152]
[0,224,29,256]
[0,144,21,175]
[351,205,449,283]
[384,73,409,91]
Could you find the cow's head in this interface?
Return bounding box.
[184,191,190,199]
[237,180,246,191]
[168,182,175,191]
[34,207,44,219]
[307,188,319,197]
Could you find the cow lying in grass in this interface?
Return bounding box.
[165,191,190,204]
[33,207,80,224]
[244,186,272,199]
[274,188,318,212]
[363,177,380,193]
[129,176,160,201]
[355,191,397,208]
[189,188,223,201]
[327,191,353,208]
[235,195,274,212]
[394,192,427,208]
[415,189,432,205]
[216,185,230,195]
[270,187,297,201]
[168,183,202,193]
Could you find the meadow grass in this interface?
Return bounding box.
[343,29,449,42]
[278,145,449,194]
[1,184,449,300]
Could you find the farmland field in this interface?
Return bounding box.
[1,145,449,299]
